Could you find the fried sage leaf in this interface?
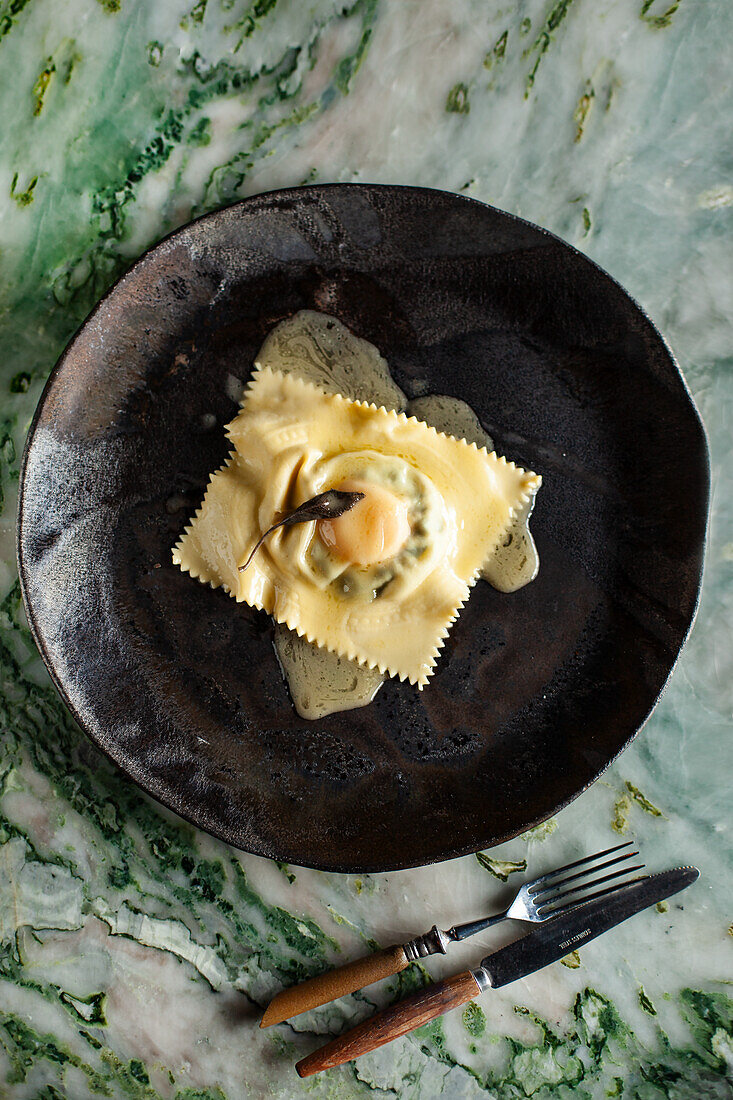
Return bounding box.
[239,490,364,572]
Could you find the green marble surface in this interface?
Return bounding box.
[1,0,732,1096]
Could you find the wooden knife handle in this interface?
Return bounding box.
[260,944,410,1028]
[295,969,481,1077]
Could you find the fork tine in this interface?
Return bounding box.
[531,850,640,899]
[537,874,649,917]
[535,863,646,913]
[529,841,634,888]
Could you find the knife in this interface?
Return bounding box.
[295,866,698,1077]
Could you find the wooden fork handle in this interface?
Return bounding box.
[260,945,410,1028]
[295,970,481,1077]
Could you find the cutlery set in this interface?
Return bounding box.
[257,842,698,1077]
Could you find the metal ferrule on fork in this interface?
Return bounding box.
[403,924,451,961]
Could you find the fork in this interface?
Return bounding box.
[260,841,644,1027]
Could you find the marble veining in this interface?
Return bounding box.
[1,0,731,1096]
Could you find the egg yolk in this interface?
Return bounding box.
[318,479,411,566]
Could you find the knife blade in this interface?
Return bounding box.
[473,866,698,992]
[295,866,698,1078]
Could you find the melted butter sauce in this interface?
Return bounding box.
[480,495,539,593]
[256,310,539,719]
[273,623,385,721]
[254,309,406,410]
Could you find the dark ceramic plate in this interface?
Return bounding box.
[17,185,708,872]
